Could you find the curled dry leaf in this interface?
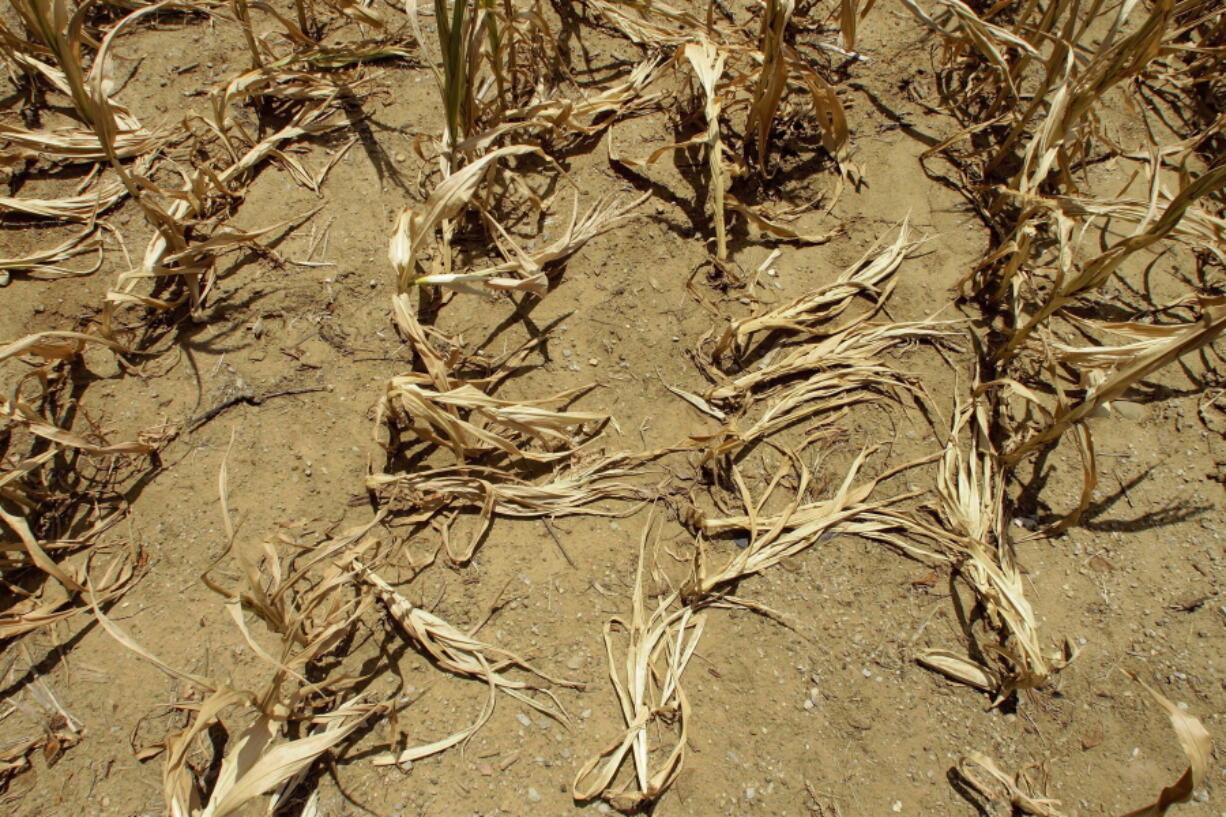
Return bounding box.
[389,145,542,290]
[351,558,580,765]
[573,514,704,813]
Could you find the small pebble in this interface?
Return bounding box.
[566,655,583,670]
[588,358,599,366]
[892,801,903,812]
[516,712,532,728]
[527,787,541,803]
[745,787,757,800]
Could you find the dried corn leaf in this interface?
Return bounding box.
[723,220,914,349]
[0,119,173,162]
[368,453,653,562]
[587,0,707,47]
[956,681,1212,817]
[352,559,578,764]
[0,229,102,278]
[1119,678,1212,817]
[389,145,541,290]
[0,177,127,221]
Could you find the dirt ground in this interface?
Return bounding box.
[2,3,1223,817]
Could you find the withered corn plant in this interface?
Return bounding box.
[599,0,851,260]
[573,514,706,814]
[902,0,1226,527]
[98,516,388,817]
[1,331,154,643]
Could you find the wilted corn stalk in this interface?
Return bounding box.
[745,0,794,168]
[997,164,1226,361]
[572,516,705,813]
[599,6,849,248]
[377,371,608,463]
[390,151,648,294]
[893,396,1072,701]
[2,331,153,623]
[94,515,389,817]
[388,144,540,290]
[413,0,567,164]
[161,693,378,817]
[696,363,914,462]
[429,0,480,162]
[706,319,956,402]
[695,313,956,464]
[901,0,1224,555]
[713,220,916,357]
[682,39,730,259]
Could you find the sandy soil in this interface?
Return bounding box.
[1,3,1222,817]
